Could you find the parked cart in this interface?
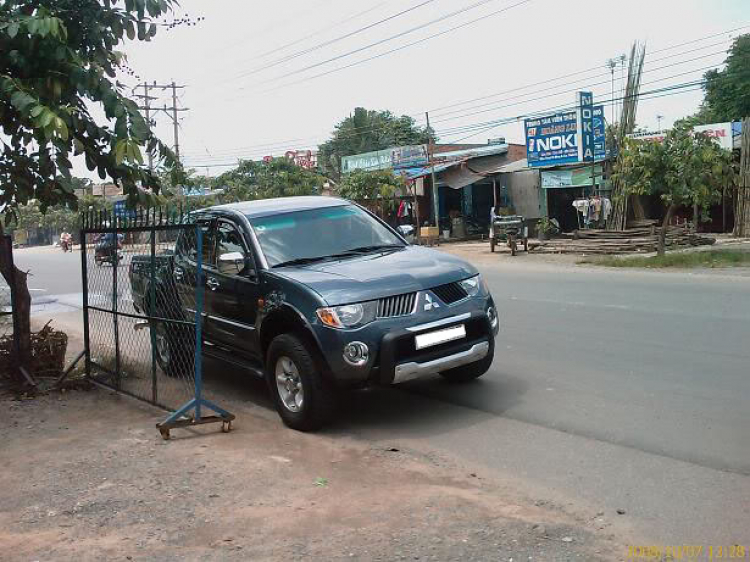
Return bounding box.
[490,215,528,256]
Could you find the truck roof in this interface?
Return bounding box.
[208,196,350,219]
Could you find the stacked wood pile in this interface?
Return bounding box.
[532,226,715,255]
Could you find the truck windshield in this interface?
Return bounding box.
[249,205,405,268]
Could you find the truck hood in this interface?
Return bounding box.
[272,245,477,305]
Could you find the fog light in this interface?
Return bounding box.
[343,341,369,367]
[487,306,498,329]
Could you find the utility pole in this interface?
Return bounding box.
[134,80,188,168]
[133,82,157,171]
[606,58,617,125]
[425,111,439,231]
[170,81,181,164]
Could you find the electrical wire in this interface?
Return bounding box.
[186,26,743,156]
[184,82,707,170]
[184,50,726,161]
[182,77,712,168]
[181,26,746,162]
[225,0,439,82]
[250,1,393,62]
[247,0,534,94]
[250,0,507,86]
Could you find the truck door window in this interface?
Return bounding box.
[177,221,215,267]
[216,222,252,277]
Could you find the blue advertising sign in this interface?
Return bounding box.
[525,104,606,167]
[578,91,595,162]
[525,110,579,167]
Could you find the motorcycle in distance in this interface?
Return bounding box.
[59,231,73,253]
[94,232,124,266]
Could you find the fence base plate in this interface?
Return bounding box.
[156,398,235,440]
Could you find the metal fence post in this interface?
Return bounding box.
[79,224,91,379]
[112,214,121,389]
[194,224,203,421]
[149,226,157,404]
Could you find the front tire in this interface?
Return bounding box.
[439,346,494,383]
[266,334,336,431]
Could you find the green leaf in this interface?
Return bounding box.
[30,105,44,118]
[8,22,19,38]
[39,109,55,128]
[55,117,69,140]
[114,140,127,165]
[131,143,144,165]
[11,91,35,112]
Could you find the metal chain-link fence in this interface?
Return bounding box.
[81,210,234,436]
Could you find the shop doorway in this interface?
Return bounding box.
[546,188,586,232]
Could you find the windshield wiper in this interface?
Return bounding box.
[272,256,332,268]
[273,245,404,268]
[335,244,405,256]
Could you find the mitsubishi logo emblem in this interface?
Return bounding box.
[424,293,440,311]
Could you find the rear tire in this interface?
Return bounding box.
[152,321,195,379]
[266,334,337,431]
[439,346,494,383]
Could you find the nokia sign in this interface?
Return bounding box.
[524,94,606,167]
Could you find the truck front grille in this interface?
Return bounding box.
[377,292,417,318]
[430,282,467,305]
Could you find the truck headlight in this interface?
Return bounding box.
[317,302,378,329]
[458,274,482,298]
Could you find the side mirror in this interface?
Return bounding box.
[218,251,245,275]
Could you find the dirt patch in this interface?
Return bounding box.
[1,390,623,561]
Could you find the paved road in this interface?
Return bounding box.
[16,244,750,546]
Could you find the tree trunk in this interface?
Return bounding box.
[0,225,33,379]
[630,195,646,221]
[734,117,750,237]
[658,203,677,256]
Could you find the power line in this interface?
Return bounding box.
[250,0,534,94]
[183,76,712,169]
[429,38,733,119]
[430,50,728,127]
[188,26,743,157]
[185,82,706,171]
[185,43,728,162]
[225,0,439,83]
[250,1,393,62]
[182,25,746,162]
[250,0,507,86]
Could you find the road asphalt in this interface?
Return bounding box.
[14,244,750,548]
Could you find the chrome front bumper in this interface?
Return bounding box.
[392,341,490,384]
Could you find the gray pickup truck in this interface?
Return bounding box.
[130,196,499,431]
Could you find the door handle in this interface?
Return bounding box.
[206,277,220,291]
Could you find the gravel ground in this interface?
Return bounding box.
[0,390,623,561]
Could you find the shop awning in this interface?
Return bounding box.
[439,154,520,189]
[393,161,458,180]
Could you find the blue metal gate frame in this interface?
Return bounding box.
[80,209,235,439]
